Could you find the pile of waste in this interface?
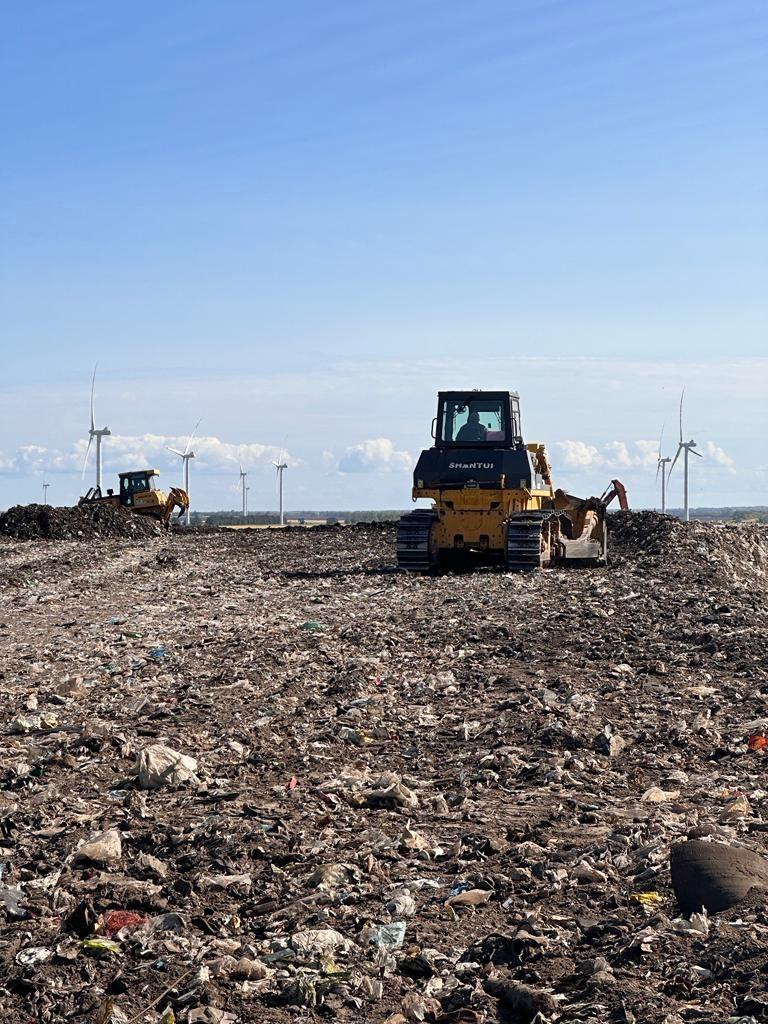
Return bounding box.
[1,512,768,1023]
[609,509,768,582]
[0,502,161,541]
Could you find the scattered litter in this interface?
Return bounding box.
[291,927,354,955]
[640,786,680,804]
[15,946,53,967]
[74,828,123,865]
[135,743,199,789]
[445,888,492,908]
[370,921,407,950]
[99,909,147,937]
[631,891,665,911]
[81,938,122,957]
[2,513,768,1023]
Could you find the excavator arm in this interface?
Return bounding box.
[162,487,190,526]
[599,479,629,511]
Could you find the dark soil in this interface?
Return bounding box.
[0,503,161,542]
[1,514,768,1023]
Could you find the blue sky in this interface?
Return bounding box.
[2,1,766,511]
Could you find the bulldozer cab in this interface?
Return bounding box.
[436,391,522,448]
[119,469,160,508]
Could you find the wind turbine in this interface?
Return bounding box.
[239,466,247,519]
[82,364,111,494]
[274,452,288,526]
[668,389,702,522]
[166,419,201,527]
[655,425,672,514]
[42,482,50,506]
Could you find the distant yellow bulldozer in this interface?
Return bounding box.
[79,469,189,527]
[397,389,628,571]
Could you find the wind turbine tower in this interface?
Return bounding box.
[43,482,50,506]
[245,485,250,517]
[655,427,672,514]
[274,455,288,526]
[668,389,702,522]
[239,466,247,519]
[167,420,200,527]
[82,365,111,494]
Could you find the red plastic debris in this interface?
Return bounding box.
[100,910,147,937]
[287,775,298,790]
[747,734,768,751]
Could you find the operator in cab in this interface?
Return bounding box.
[455,407,488,443]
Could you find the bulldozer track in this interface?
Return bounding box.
[396,510,437,572]
[505,513,547,570]
[505,509,572,570]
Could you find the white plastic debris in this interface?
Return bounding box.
[135,744,199,789]
[74,828,123,865]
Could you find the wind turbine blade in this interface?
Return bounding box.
[184,418,202,456]
[90,363,98,431]
[679,388,685,444]
[691,447,703,458]
[668,445,682,477]
[655,460,661,484]
[81,435,94,479]
[166,447,185,457]
[658,423,664,460]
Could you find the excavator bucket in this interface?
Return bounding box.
[547,478,629,566]
[163,487,190,526]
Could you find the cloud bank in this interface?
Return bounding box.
[554,439,733,473]
[336,438,412,474]
[0,434,297,476]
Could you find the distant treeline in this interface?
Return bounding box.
[193,510,407,527]
[680,507,768,523]
[193,507,768,527]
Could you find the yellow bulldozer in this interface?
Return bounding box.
[79,469,189,527]
[396,390,627,571]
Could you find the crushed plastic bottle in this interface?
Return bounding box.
[370,920,406,950]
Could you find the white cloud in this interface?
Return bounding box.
[704,440,735,468]
[632,439,660,468]
[0,434,298,476]
[603,441,632,467]
[337,438,412,474]
[555,440,604,468]
[556,439,671,471]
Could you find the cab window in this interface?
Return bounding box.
[440,398,506,444]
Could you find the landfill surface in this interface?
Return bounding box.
[2,512,768,1024]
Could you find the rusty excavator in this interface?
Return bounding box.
[396,390,628,571]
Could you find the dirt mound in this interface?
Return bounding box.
[608,509,683,560]
[0,503,161,541]
[609,510,768,583]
